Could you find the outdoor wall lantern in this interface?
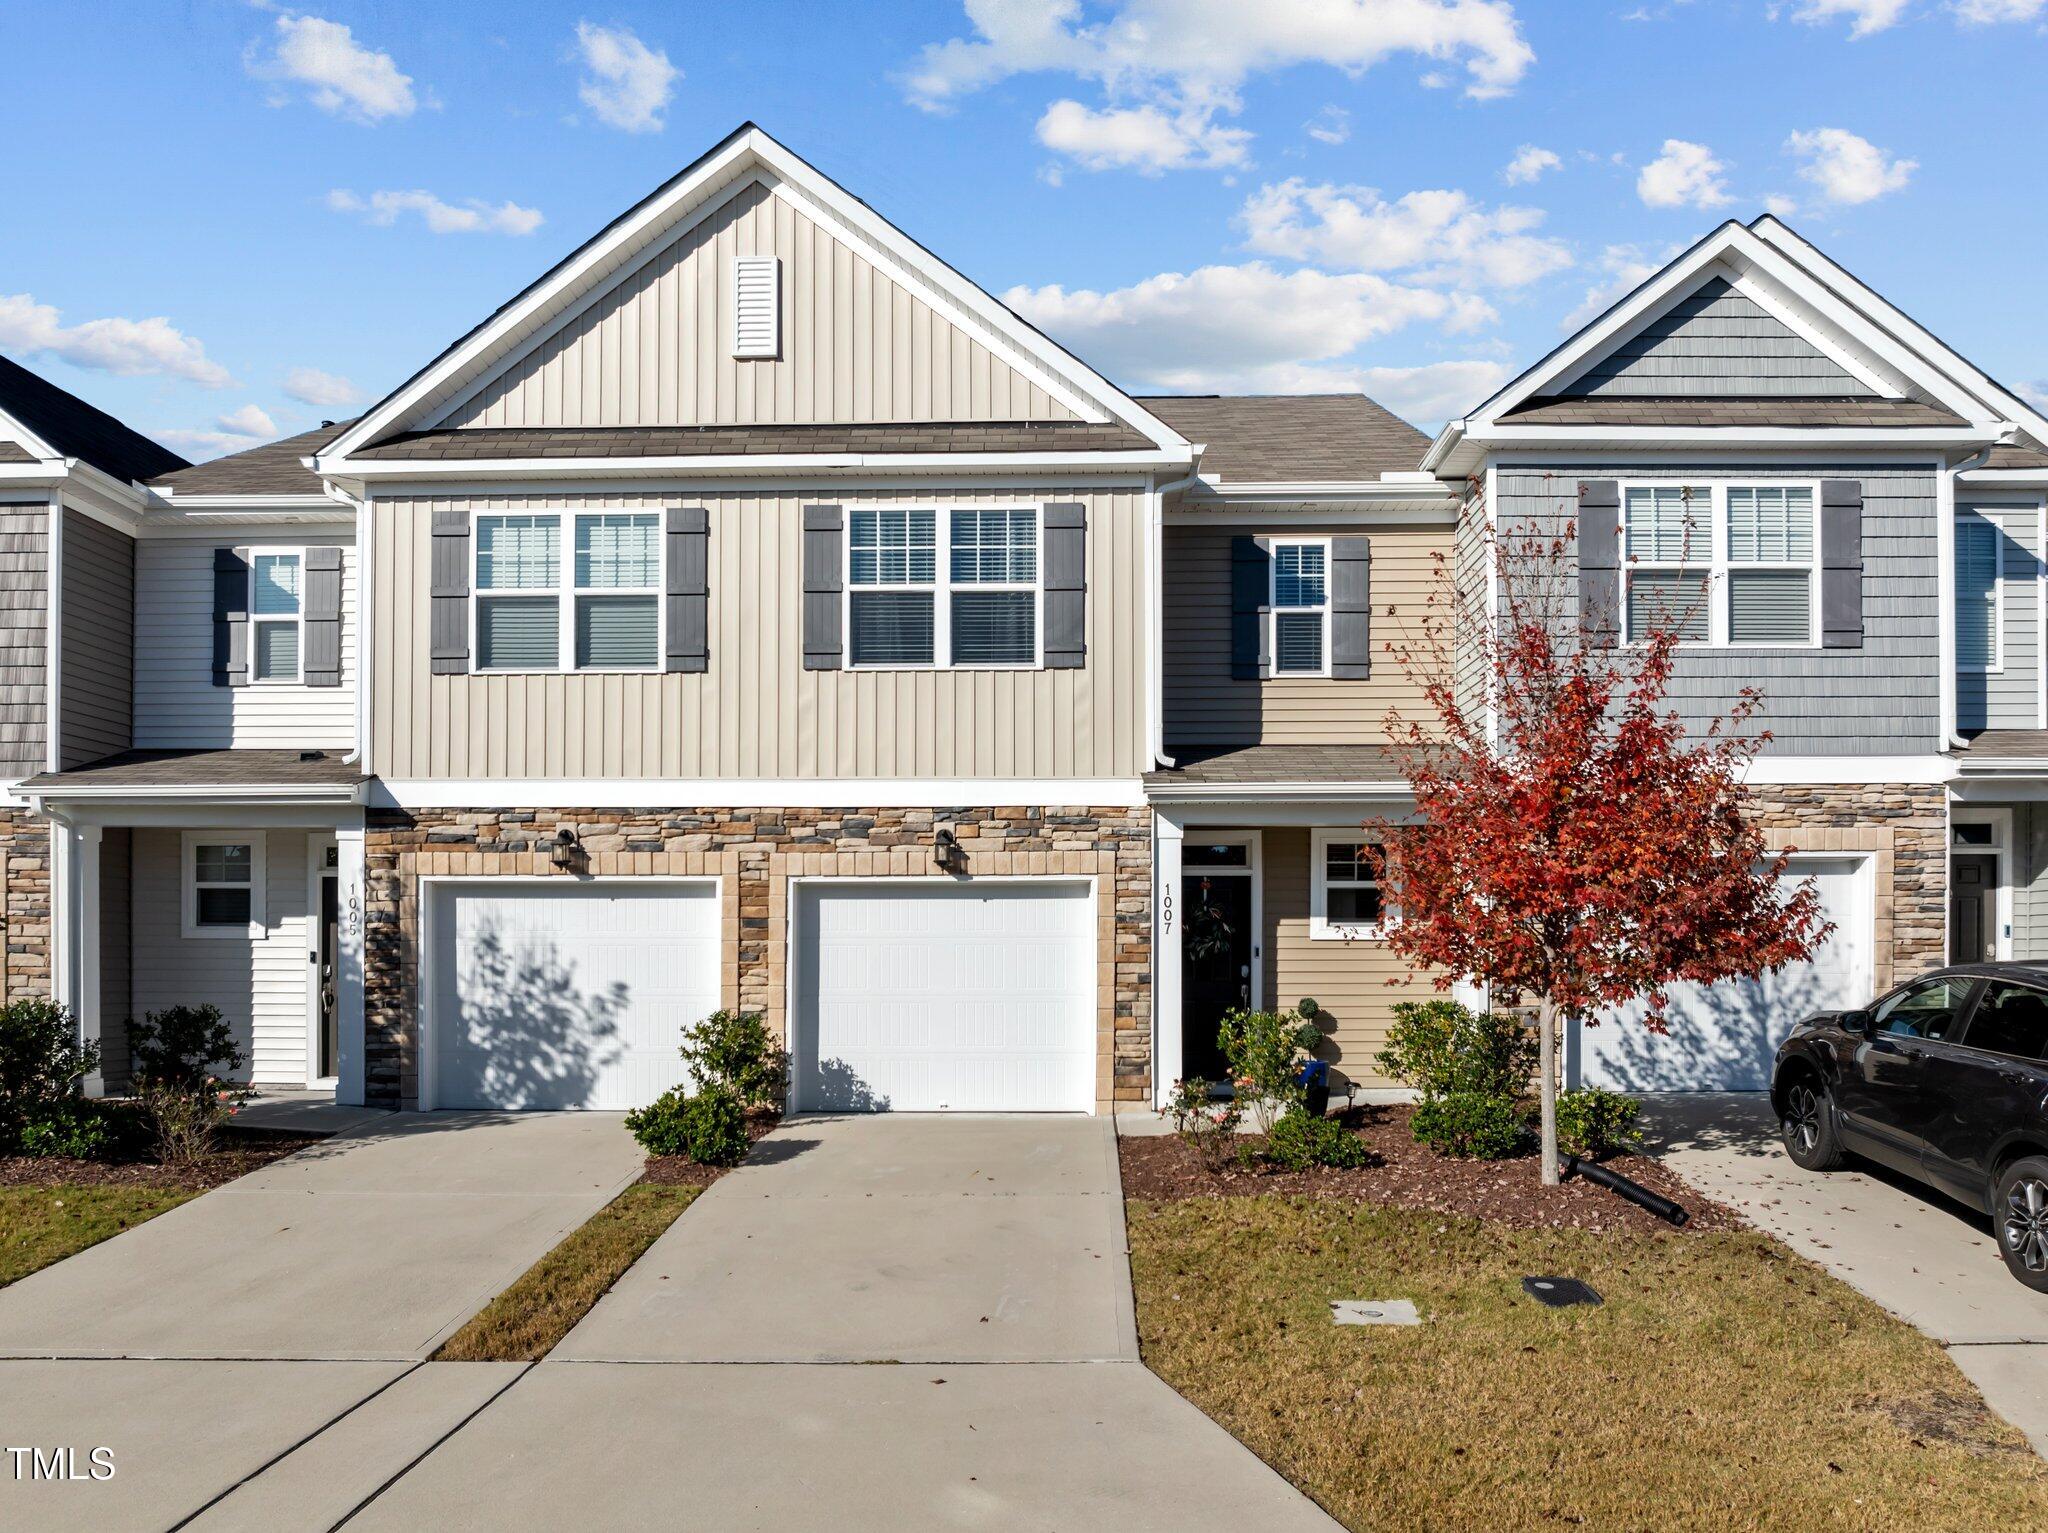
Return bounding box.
[934,827,962,872]
[551,825,581,869]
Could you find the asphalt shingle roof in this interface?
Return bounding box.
[149,420,354,496]
[1147,743,1415,788]
[0,356,189,484]
[19,748,364,792]
[1960,731,2048,760]
[1501,396,1969,428]
[1983,443,2048,470]
[1139,394,1430,483]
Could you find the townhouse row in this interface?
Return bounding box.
[3,124,2042,1114]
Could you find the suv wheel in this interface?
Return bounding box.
[1996,1156,2048,1293]
[1780,1075,1845,1171]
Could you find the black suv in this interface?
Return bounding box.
[1771,962,2048,1292]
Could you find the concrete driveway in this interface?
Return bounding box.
[0,1111,643,1361]
[1645,1093,2048,1456]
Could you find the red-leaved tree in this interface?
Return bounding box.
[1372,488,1831,1184]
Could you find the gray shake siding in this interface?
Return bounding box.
[60,509,134,768]
[1562,277,1874,399]
[1494,461,1942,755]
[1956,502,2040,732]
[0,505,47,781]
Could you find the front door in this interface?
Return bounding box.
[1950,852,1997,964]
[1181,866,1254,1084]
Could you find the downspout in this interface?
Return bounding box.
[1940,449,1976,752]
[1150,460,1203,772]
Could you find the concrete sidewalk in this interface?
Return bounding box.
[1645,1093,2048,1457]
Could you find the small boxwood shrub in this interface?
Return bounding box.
[626,1084,751,1167]
[1555,1088,1642,1160]
[1375,1000,1537,1100]
[1265,1106,1372,1171]
[680,1010,788,1110]
[625,1088,692,1157]
[128,1005,244,1091]
[1411,1091,1529,1160]
[0,998,99,1154]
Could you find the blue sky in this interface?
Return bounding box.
[7,0,2047,459]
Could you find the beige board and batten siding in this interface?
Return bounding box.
[129,828,313,1087]
[133,532,357,752]
[439,179,1078,431]
[61,509,134,769]
[1163,520,1445,749]
[372,487,1147,780]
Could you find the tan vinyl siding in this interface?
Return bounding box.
[1262,826,1427,1089]
[60,509,134,768]
[372,486,1146,780]
[440,180,1078,431]
[1163,520,1446,749]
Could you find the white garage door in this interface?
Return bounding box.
[429,883,720,1110]
[793,882,1096,1113]
[1575,856,1872,1093]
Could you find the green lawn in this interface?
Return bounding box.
[435,1184,701,1362]
[1,1185,197,1287]
[1128,1197,2048,1533]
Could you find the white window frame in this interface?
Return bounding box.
[182,831,266,940]
[1310,828,1387,941]
[1268,537,1332,679]
[1955,509,2005,676]
[249,547,305,686]
[843,504,1044,671]
[470,509,665,675]
[1619,480,1822,649]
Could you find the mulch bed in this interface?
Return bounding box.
[0,1133,316,1193]
[638,1108,784,1189]
[1120,1102,1742,1234]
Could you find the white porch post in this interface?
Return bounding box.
[51,819,103,1095]
[1152,808,1183,1108]
[334,823,367,1107]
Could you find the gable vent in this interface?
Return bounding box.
[733,255,780,359]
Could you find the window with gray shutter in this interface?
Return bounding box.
[1230,536,1271,680]
[302,545,343,686]
[664,507,709,673]
[212,547,251,687]
[429,511,471,674]
[802,504,844,670]
[1820,479,1864,650]
[1040,502,1084,669]
[1330,536,1372,678]
[1577,480,1621,648]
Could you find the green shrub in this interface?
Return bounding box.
[128,1005,245,1091]
[0,998,99,1154]
[1555,1088,1642,1160]
[1217,1006,1322,1134]
[1265,1107,1372,1171]
[679,1086,749,1167]
[624,1089,692,1157]
[1411,1091,1529,1160]
[1375,1000,1538,1099]
[17,1099,115,1160]
[680,1011,788,1110]
[1163,1077,1243,1173]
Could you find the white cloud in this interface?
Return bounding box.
[282,366,363,408]
[1778,0,1913,35]
[1636,139,1731,209]
[1955,0,2046,20]
[327,189,544,236]
[1001,262,1492,392]
[1785,127,1915,204]
[156,403,280,457]
[0,293,232,387]
[901,1,1533,171]
[1501,144,1561,185]
[1560,243,1670,330]
[246,13,415,122]
[1764,193,1801,217]
[573,21,678,133]
[2017,380,2048,413]
[1035,100,1249,172]
[1240,180,1573,290]
[1305,106,1350,145]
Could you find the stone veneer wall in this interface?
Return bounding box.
[1747,782,1945,992]
[364,805,1152,1110]
[0,809,50,1003]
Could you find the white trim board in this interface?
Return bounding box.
[371,777,1149,809]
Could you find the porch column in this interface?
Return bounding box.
[333,824,367,1107]
[1152,808,1183,1108]
[52,819,103,1095]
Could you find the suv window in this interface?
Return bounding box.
[1870,976,1973,1042]
[1963,981,2048,1062]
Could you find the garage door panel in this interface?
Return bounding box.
[797,883,1095,1113]
[1578,857,1871,1093]
[434,884,719,1111]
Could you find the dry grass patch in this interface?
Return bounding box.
[1128,1197,2048,1532]
[436,1184,700,1362]
[1,1186,197,1287]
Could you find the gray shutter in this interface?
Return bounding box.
[1042,501,1086,669]
[1820,479,1864,650]
[430,511,471,675]
[302,545,343,687]
[1577,480,1621,649]
[802,504,843,671]
[212,546,250,687]
[1330,536,1372,679]
[1230,536,1271,680]
[665,507,709,673]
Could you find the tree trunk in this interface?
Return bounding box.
[1536,995,1560,1186]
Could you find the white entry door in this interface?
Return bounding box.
[793,882,1096,1113]
[429,882,719,1110]
[1576,855,1873,1092]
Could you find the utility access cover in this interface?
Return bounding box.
[1331,1299,1420,1327]
[1522,1276,1602,1308]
